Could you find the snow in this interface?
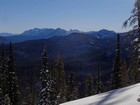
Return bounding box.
[61,83,140,105]
[134,38,139,42]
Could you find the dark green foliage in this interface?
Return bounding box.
[85,73,94,96]
[110,34,122,90]
[129,53,139,84]
[30,59,38,105]
[24,58,38,105]
[120,59,129,87]
[124,0,140,84]
[39,51,67,105]
[50,63,58,105]
[0,44,11,105]
[67,72,78,101]
[123,0,140,30]
[128,36,140,84]
[96,63,103,94]
[39,49,52,105]
[0,44,8,95]
[0,88,5,105]
[7,42,21,105]
[53,55,67,104]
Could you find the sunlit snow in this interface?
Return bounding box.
[61,83,140,105]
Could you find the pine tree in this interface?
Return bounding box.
[39,49,53,105]
[31,58,37,105]
[51,64,58,105]
[25,58,38,105]
[0,44,9,104]
[0,44,8,92]
[0,88,4,105]
[96,63,103,94]
[129,52,139,84]
[128,36,140,84]
[123,0,140,101]
[123,0,140,30]
[67,72,78,101]
[110,34,122,90]
[7,42,21,105]
[123,0,140,84]
[85,73,94,97]
[120,59,129,87]
[53,55,66,104]
[0,44,11,105]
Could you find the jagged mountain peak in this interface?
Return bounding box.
[0,28,119,43]
[87,29,117,38]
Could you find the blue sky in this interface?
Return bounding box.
[0,0,134,33]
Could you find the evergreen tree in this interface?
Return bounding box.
[129,51,139,84]
[7,42,21,105]
[96,63,103,94]
[120,59,129,87]
[39,49,53,105]
[53,55,66,104]
[85,73,94,97]
[0,44,9,105]
[123,0,140,84]
[47,60,58,105]
[31,58,37,105]
[67,72,78,101]
[25,58,38,105]
[0,44,7,91]
[110,34,122,90]
[123,0,140,30]
[0,44,11,105]
[128,36,140,84]
[0,88,5,105]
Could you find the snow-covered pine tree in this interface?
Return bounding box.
[67,72,78,101]
[0,45,5,102]
[0,44,12,105]
[123,0,140,84]
[85,73,94,96]
[0,44,10,105]
[53,55,67,104]
[39,49,53,105]
[47,58,59,105]
[7,42,21,105]
[0,44,6,90]
[110,34,122,90]
[96,63,103,94]
[124,0,140,101]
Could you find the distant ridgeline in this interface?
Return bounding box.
[0,28,138,104]
[0,28,117,43]
[0,28,133,78]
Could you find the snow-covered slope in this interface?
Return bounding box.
[61,83,140,105]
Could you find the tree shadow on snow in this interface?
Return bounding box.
[88,85,135,105]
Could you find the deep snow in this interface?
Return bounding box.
[61,83,140,105]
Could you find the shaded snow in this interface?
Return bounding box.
[61,83,140,105]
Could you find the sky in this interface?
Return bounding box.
[0,0,134,33]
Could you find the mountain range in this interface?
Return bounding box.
[0,28,133,83]
[0,28,81,43]
[0,28,118,44]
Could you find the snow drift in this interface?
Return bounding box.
[61,83,140,105]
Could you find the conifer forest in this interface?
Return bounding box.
[0,0,140,105]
